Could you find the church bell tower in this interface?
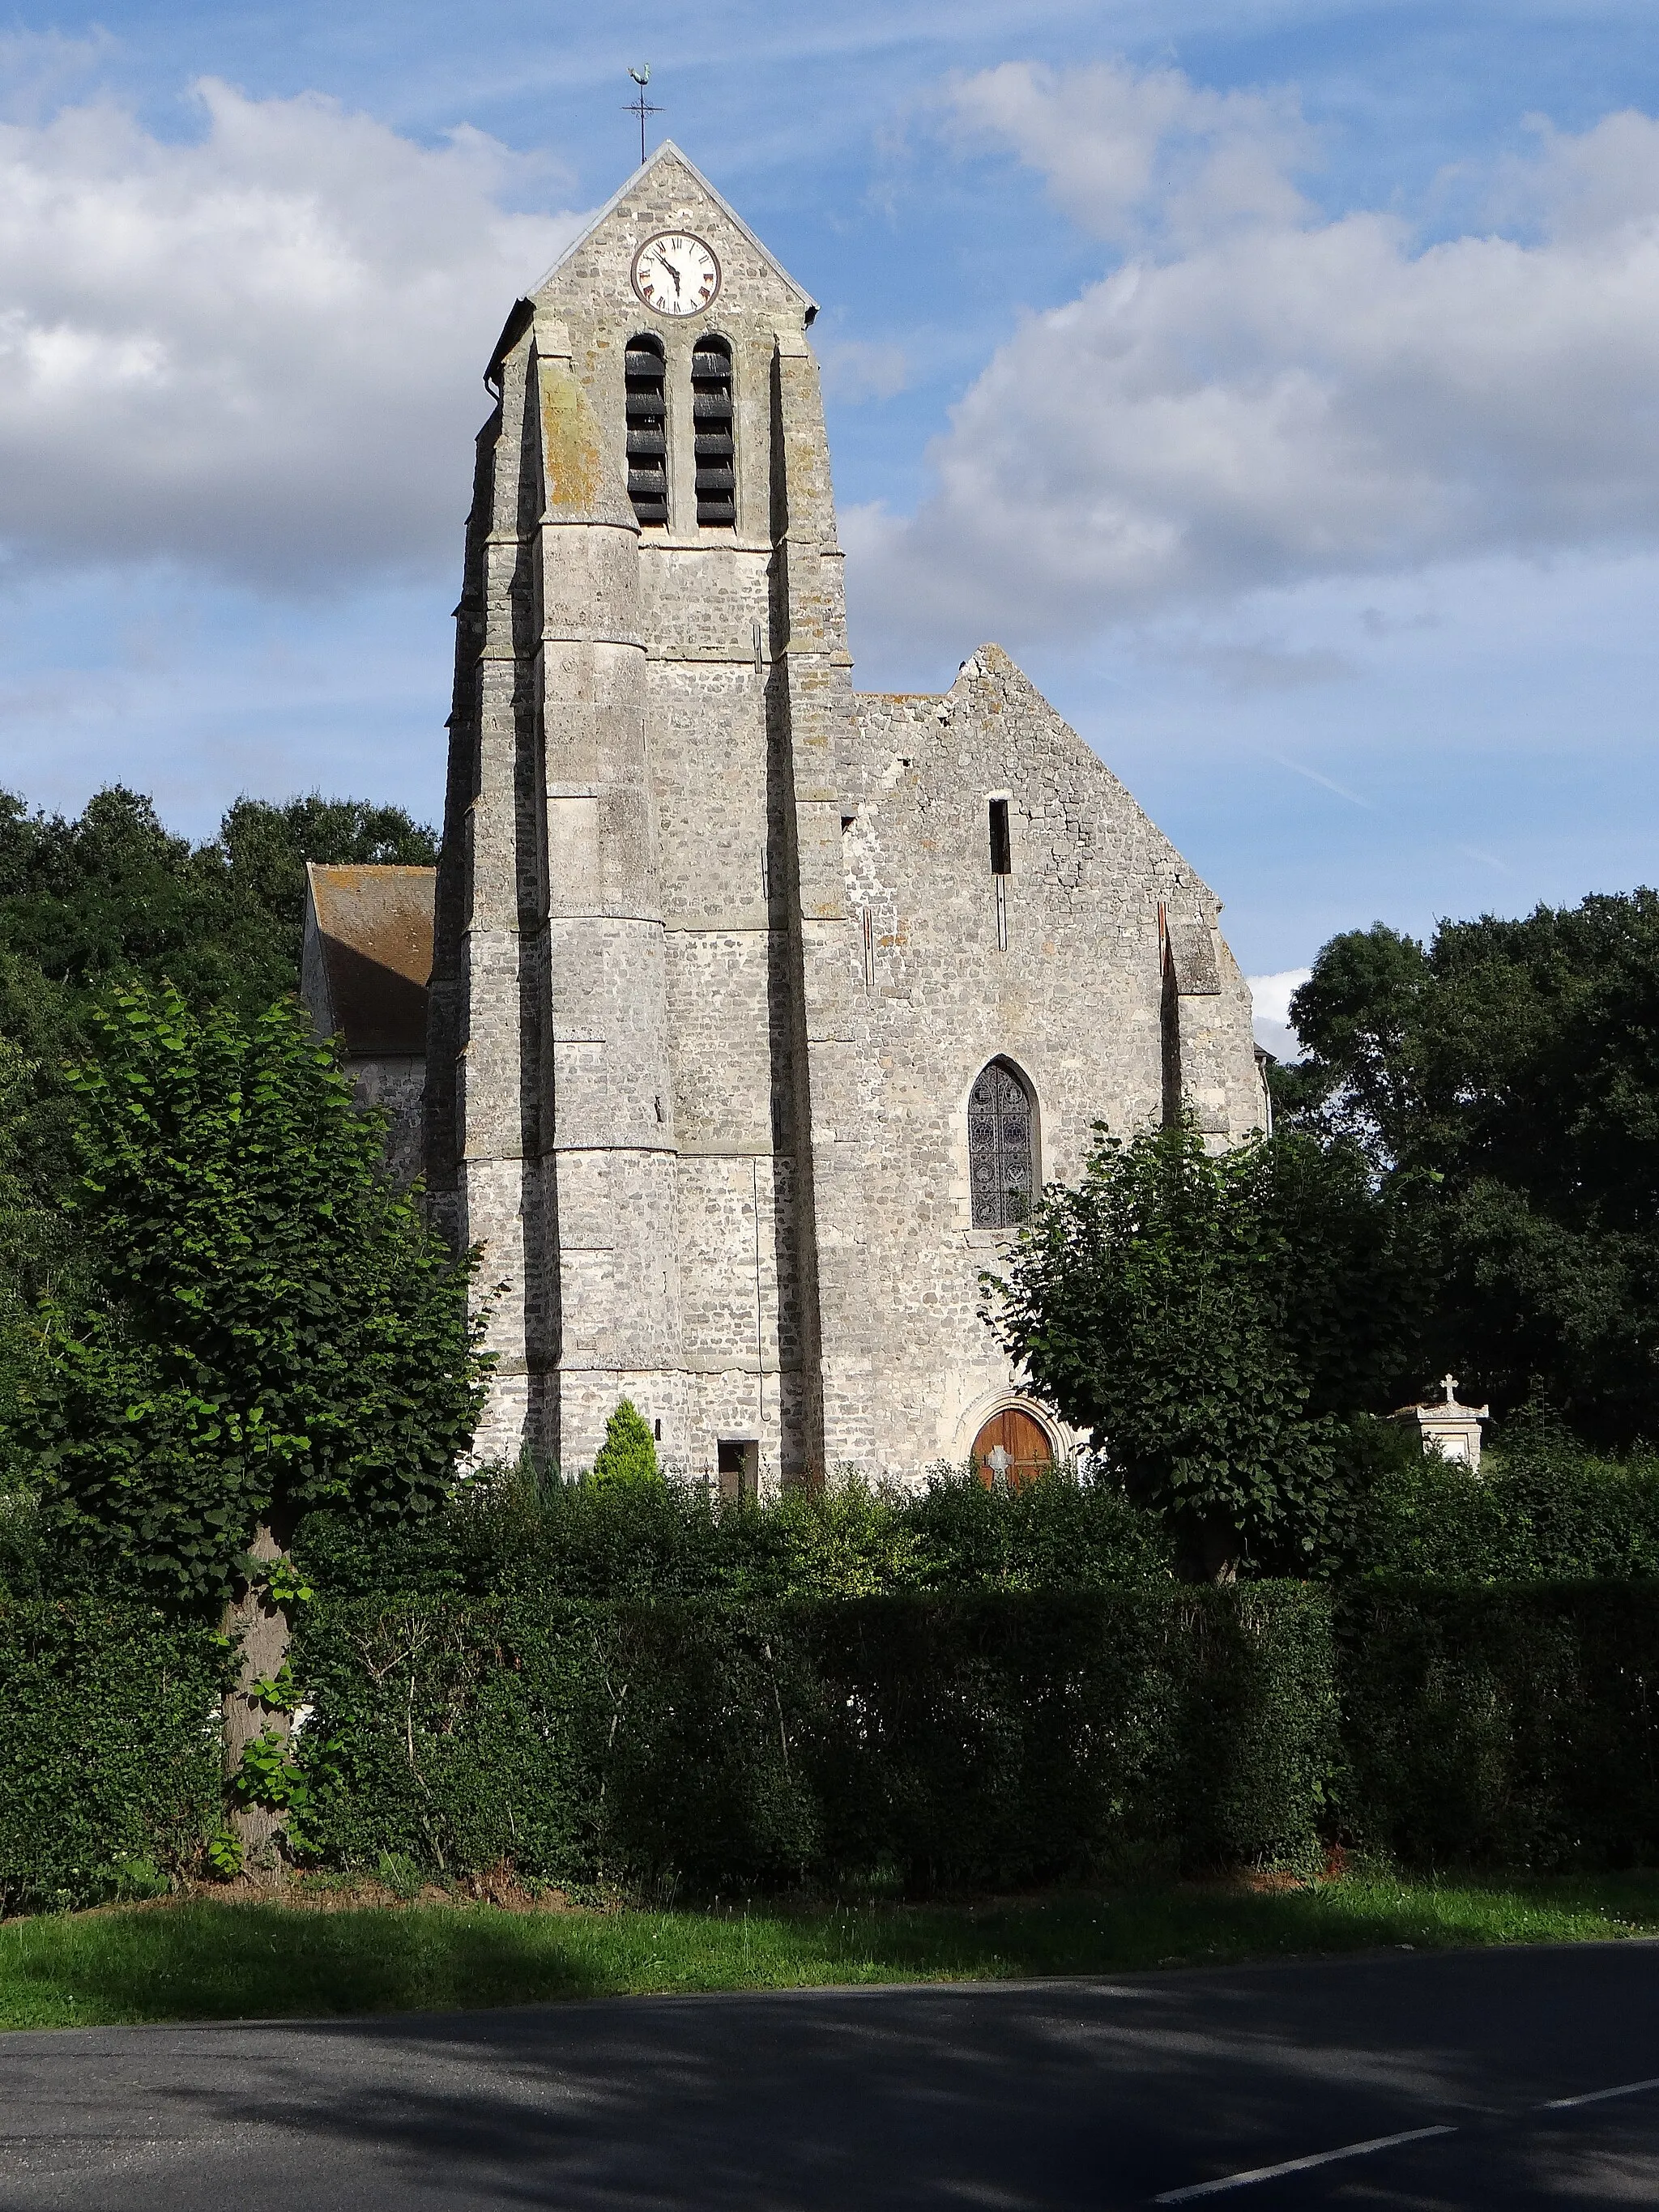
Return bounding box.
[424,145,872,1485]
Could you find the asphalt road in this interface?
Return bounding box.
[2,1942,1658,2208]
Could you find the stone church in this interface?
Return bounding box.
[312,143,1266,1491]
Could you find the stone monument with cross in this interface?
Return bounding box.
[1392,1374,1491,1471]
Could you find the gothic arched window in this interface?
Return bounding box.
[692,335,736,526]
[969,1059,1036,1229]
[625,336,668,526]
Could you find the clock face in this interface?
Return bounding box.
[632,232,721,318]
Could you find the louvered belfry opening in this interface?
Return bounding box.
[625,336,668,526]
[692,335,736,526]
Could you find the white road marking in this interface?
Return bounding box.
[1153,2125,1458,2203]
[1544,2076,1659,2110]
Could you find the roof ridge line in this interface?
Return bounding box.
[527,140,818,322]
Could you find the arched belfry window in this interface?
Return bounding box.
[692,335,736,526]
[969,1059,1036,1229]
[625,336,668,526]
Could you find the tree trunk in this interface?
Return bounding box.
[220,1521,293,1882]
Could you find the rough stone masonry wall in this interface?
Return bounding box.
[346,1055,427,1187]
[429,144,1263,1487]
[843,648,1262,1483]
[444,146,836,1483]
[648,572,801,1490]
[421,327,551,1464]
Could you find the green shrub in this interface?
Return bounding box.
[291,1583,1335,1893]
[0,1597,228,1913]
[294,1464,1175,1605]
[9,1571,1659,1904]
[587,1400,662,1490]
[1335,1580,1659,1869]
[1349,1419,1659,1583]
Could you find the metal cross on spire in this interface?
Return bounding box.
[625,66,662,167]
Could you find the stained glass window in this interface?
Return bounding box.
[969,1059,1034,1229]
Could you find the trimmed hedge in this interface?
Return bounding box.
[7,1578,1659,1911]
[0,1597,228,1914]
[292,1586,1337,1890]
[1346,1430,1659,1583]
[1336,1581,1659,1870]
[291,1470,1178,1605]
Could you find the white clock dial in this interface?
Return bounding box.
[631,232,721,318]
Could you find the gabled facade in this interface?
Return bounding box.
[424,143,1265,1485]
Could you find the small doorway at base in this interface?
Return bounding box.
[971,1407,1053,1490]
[717,1437,760,1504]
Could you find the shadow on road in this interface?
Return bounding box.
[3,1942,1658,2206]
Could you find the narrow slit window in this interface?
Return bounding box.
[988,798,1012,876]
[625,336,668,526]
[1161,912,1184,1128]
[969,1059,1035,1229]
[692,335,736,526]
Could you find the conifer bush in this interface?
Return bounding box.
[586,1399,663,1490]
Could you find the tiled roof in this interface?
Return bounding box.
[306,863,435,1057]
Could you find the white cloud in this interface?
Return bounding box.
[848,68,1659,656]
[818,335,912,402]
[0,82,584,588]
[947,59,1316,246]
[1248,966,1311,1060]
[0,30,119,126]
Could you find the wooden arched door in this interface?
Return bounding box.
[971,1407,1053,1490]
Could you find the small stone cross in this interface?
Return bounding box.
[987,1443,1012,1481]
[1441,1373,1460,1403]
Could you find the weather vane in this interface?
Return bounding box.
[625,66,662,168]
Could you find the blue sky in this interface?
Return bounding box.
[2,2,1657,1042]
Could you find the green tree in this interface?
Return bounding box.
[0,784,437,1026]
[13,983,488,1601]
[588,1398,663,1490]
[986,1122,1416,1578]
[0,981,87,1542]
[0,783,438,1204]
[6,982,487,1869]
[211,794,440,1009]
[0,784,442,1484]
[1280,891,1659,1441]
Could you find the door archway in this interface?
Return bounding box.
[971,1406,1054,1489]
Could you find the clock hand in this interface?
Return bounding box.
[652,248,682,295]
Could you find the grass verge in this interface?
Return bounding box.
[2,1872,1658,2031]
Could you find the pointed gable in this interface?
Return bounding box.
[522,143,817,338]
[532,142,817,322]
